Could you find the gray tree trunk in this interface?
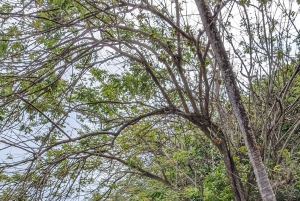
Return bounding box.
[194,0,276,200]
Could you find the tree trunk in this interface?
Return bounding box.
[188,116,246,201]
[209,122,246,201]
[218,133,246,201]
[194,0,276,200]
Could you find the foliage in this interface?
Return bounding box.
[0,0,299,200]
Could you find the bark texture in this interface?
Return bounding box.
[194,0,276,200]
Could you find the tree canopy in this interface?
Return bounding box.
[0,0,300,200]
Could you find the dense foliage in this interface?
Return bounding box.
[0,0,299,200]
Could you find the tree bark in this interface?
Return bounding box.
[194,0,276,200]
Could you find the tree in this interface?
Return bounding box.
[194,0,276,200]
[0,0,299,200]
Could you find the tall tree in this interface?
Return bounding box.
[194,0,276,200]
[0,0,299,200]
